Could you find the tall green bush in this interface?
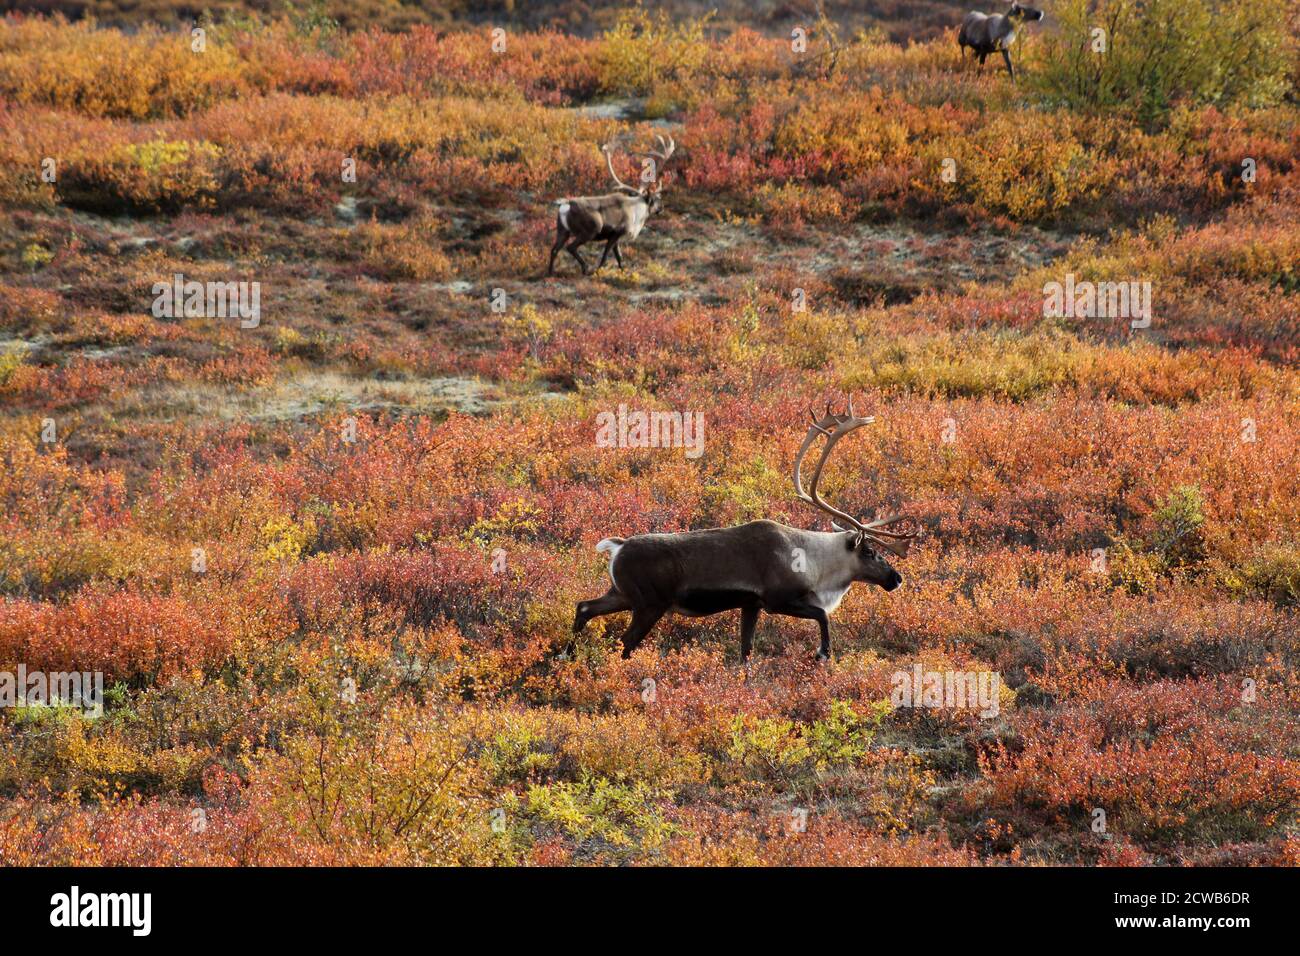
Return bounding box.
[1032,0,1293,125]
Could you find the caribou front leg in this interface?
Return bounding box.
[771,599,833,662]
[566,239,591,275]
[568,588,632,658]
[595,237,618,272]
[739,605,761,663]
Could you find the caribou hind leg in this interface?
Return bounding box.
[618,605,666,659]
[547,227,570,276]
[573,588,631,633]
[566,238,591,275]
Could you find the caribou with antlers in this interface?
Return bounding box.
[547,135,675,276]
[958,3,1045,80]
[573,399,919,661]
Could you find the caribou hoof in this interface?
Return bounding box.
[813,651,831,664]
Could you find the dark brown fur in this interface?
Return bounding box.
[546,188,660,276]
[957,4,1045,79]
[573,520,901,662]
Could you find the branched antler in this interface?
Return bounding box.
[792,396,919,557]
[630,133,676,165]
[602,142,637,193]
[628,133,676,186]
[604,134,676,193]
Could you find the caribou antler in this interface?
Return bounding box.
[602,142,637,193]
[792,396,919,557]
[629,133,676,184]
[630,133,676,164]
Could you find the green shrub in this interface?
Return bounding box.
[523,776,676,854]
[726,699,888,783]
[1032,0,1293,125]
[1225,546,1300,606]
[1150,484,1207,569]
[1108,485,1209,593]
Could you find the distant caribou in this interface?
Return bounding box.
[547,135,675,277]
[573,399,920,662]
[958,3,1045,80]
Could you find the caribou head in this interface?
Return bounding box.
[793,397,918,590]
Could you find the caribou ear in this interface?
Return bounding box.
[832,526,863,550]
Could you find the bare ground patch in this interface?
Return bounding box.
[114,371,498,423]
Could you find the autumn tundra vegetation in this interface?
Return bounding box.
[0,1,1298,866]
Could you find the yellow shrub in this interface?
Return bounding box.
[253,701,499,864]
[357,216,454,281]
[1223,546,1300,606]
[562,711,706,787]
[60,138,221,213]
[0,711,205,798]
[775,96,911,177]
[932,113,1112,220]
[0,19,251,119]
[757,182,848,231]
[597,7,713,99]
[0,344,30,392]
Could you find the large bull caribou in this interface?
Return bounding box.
[573,400,919,661]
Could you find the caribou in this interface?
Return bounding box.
[957,3,1045,80]
[573,400,919,662]
[547,135,675,277]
